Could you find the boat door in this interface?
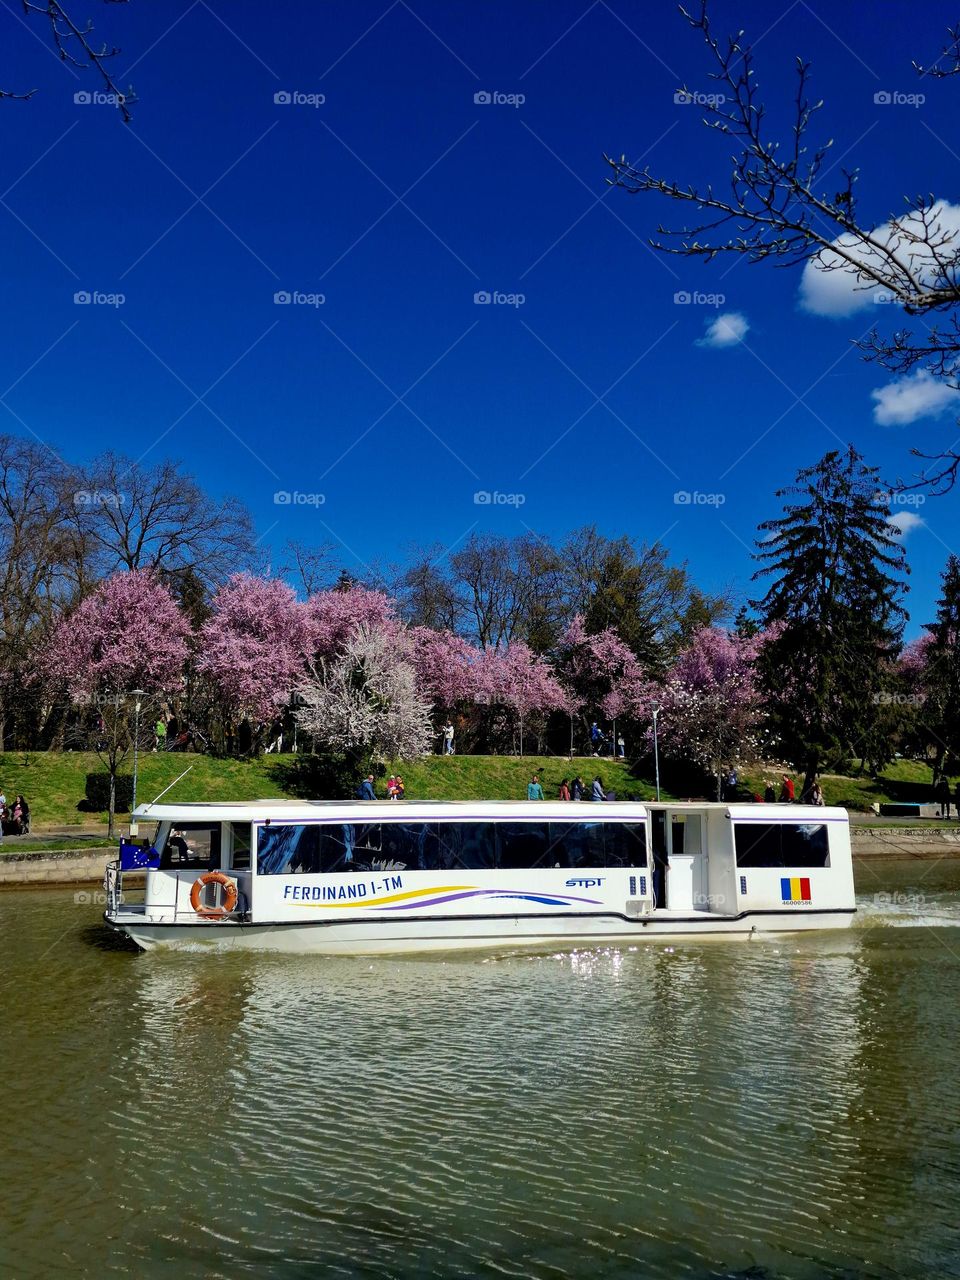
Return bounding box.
[652,810,709,911]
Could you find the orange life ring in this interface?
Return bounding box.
[190,871,238,918]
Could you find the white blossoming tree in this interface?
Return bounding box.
[295,623,433,765]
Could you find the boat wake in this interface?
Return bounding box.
[854,893,960,929]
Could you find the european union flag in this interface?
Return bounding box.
[119,843,160,871]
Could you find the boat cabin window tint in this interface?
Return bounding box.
[734,822,830,868]
[498,822,551,869]
[229,822,251,870]
[601,822,648,868]
[159,822,221,870]
[437,822,498,870]
[256,820,648,873]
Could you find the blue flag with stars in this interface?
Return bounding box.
[119,842,160,871]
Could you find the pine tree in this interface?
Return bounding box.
[752,447,906,796]
[918,555,960,780]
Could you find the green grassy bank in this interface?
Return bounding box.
[0,750,949,835]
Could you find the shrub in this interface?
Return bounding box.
[84,772,133,812]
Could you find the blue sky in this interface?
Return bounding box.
[3,0,960,634]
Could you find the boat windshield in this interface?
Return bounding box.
[158,821,222,871]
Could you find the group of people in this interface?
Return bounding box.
[356,774,406,800]
[589,723,625,758]
[528,773,611,802]
[756,774,824,806]
[0,789,30,839]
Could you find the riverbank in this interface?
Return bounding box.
[4,823,960,886]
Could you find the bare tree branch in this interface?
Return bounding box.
[5,0,136,120]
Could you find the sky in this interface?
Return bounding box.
[3,0,960,635]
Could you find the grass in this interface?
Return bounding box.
[0,749,949,833]
[0,751,659,830]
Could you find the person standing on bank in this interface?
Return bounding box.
[558,778,571,801]
[571,775,585,801]
[358,774,376,801]
[936,775,951,818]
[591,776,606,802]
[442,722,455,755]
[527,774,544,800]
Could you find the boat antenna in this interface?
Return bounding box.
[141,765,194,811]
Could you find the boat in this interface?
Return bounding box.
[103,799,856,954]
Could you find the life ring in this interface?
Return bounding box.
[190,871,238,918]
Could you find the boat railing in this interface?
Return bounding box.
[104,859,122,915]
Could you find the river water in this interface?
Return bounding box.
[2,859,960,1280]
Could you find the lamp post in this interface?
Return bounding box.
[130,689,145,835]
[652,705,661,801]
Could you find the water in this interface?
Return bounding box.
[3,861,960,1280]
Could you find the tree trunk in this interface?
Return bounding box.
[108,770,116,839]
[802,752,819,804]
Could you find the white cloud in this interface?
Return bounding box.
[798,200,960,317]
[886,511,924,538]
[695,311,749,348]
[871,369,960,426]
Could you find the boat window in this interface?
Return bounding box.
[255,820,648,873]
[498,823,551,869]
[229,822,251,870]
[600,823,648,868]
[670,814,701,855]
[158,822,221,871]
[258,824,321,874]
[733,823,830,868]
[437,822,498,870]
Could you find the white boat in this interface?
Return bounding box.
[103,799,856,954]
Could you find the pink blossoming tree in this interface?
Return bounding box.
[474,640,566,754]
[45,569,191,832]
[656,627,765,799]
[198,574,311,744]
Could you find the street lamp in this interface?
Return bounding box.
[652,705,661,802]
[130,689,145,835]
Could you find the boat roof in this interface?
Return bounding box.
[133,799,848,822]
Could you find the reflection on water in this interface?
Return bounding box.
[2,859,960,1279]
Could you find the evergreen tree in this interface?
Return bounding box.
[917,555,960,780]
[752,447,906,796]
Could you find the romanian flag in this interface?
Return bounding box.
[781,876,811,903]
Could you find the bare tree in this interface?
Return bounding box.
[280,539,339,598]
[70,452,260,590]
[605,2,960,489]
[7,0,136,120]
[0,436,84,748]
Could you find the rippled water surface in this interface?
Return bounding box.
[3,859,960,1279]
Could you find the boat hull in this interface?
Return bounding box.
[107,909,856,954]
